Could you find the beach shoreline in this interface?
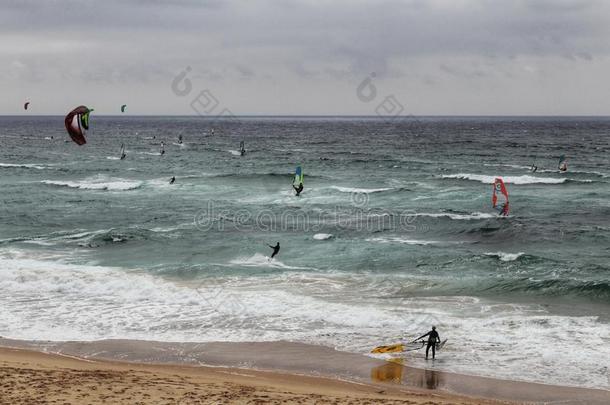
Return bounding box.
[1,337,608,404]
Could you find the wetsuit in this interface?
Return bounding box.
[293,183,304,196]
[500,202,509,216]
[417,330,440,359]
[169,176,175,184]
[269,243,280,259]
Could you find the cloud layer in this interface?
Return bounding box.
[2,0,610,115]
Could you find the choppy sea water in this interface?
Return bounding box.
[1,116,609,389]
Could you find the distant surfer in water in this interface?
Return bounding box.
[160,142,165,156]
[293,182,304,196]
[268,242,280,259]
[530,164,537,173]
[499,202,509,216]
[415,326,441,360]
[169,176,175,184]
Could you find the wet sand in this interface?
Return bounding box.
[0,346,503,405]
[1,338,608,404]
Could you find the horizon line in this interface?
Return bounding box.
[2,114,610,118]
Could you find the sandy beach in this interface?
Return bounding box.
[1,339,609,404]
[0,346,504,405]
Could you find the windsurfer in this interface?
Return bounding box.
[169,176,175,184]
[415,326,441,360]
[293,183,304,196]
[500,202,509,216]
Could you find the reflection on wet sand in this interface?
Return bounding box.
[371,358,403,384]
[371,359,441,389]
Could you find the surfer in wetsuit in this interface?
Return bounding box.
[499,202,509,216]
[268,242,280,259]
[169,176,175,184]
[293,182,304,196]
[415,326,441,360]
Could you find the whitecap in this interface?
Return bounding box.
[331,186,393,193]
[485,252,525,262]
[443,173,566,184]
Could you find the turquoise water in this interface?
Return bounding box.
[1,116,609,388]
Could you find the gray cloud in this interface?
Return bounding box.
[2,0,610,115]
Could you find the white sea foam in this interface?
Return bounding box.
[414,212,495,220]
[443,173,566,184]
[0,162,48,170]
[366,237,441,245]
[484,252,525,262]
[41,176,142,191]
[229,253,311,270]
[313,233,333,240]
[228,149,242,156]
[331,186,393,193]
[0,252,608,389]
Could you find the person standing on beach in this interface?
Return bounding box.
[415,326,440,360]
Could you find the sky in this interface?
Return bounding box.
[2,0,610,115]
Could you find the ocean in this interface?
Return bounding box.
[1,115,609,389]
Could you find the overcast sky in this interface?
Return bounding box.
[2,0,610,115]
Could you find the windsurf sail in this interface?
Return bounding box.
[120,104,127,113]
[24,102,30,110]
[293,166,304,187]
[558,155,568,171]
[160,141,165,155]
[120,143,126,159]
[492,177,509,216]
[371,340,425,354]
[64,106,93,146]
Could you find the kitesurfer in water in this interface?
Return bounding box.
[293,183,304,196]
[268,242,280,259]
[169,176,175,184]
[415,326,441,360]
